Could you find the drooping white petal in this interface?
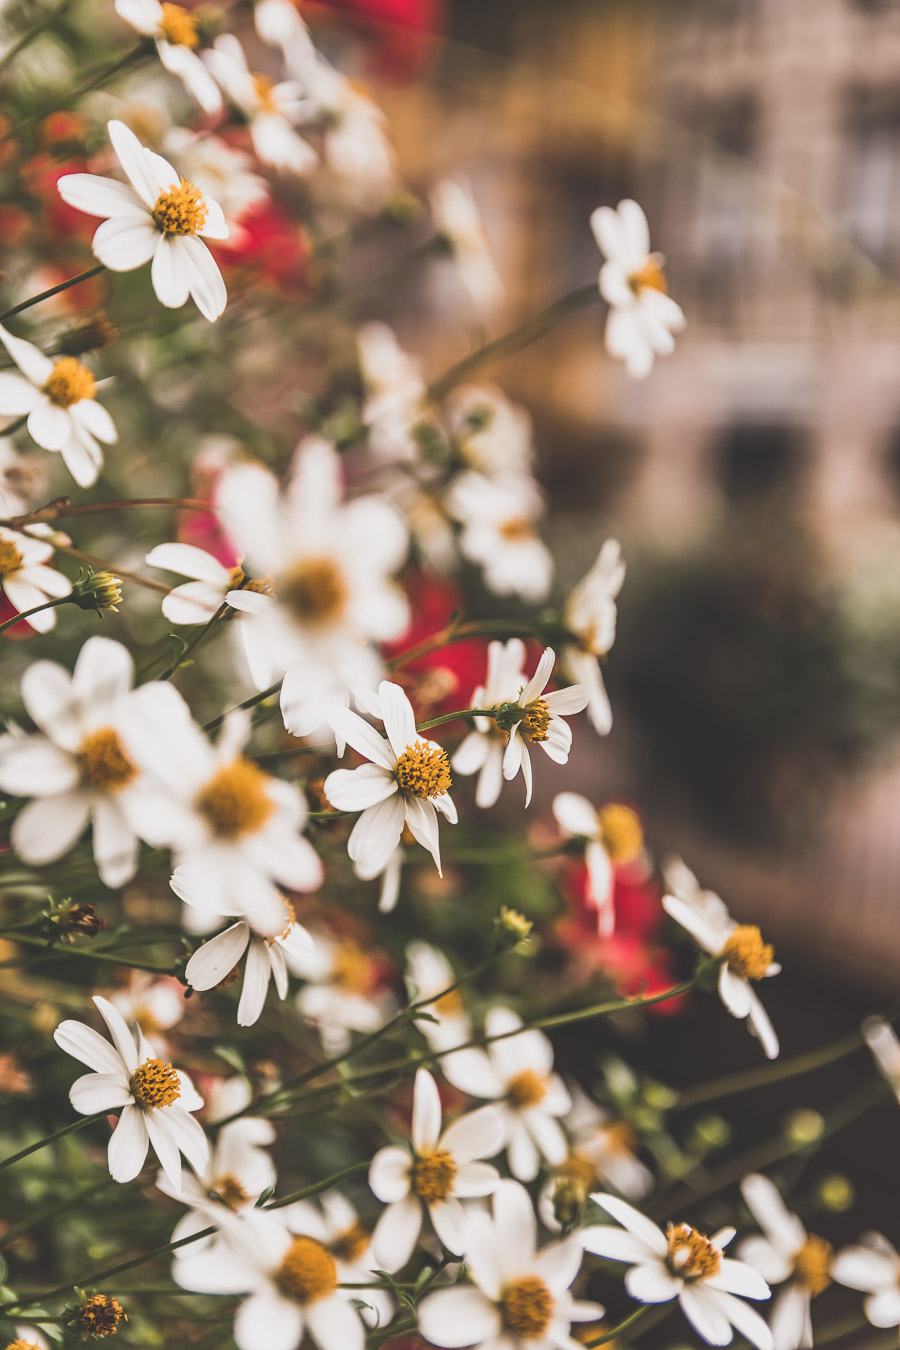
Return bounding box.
[238,938,273,1026]
[185,922,250,990]
[371,1193,422,1272]
[151,233,191,308]
[54,1020,126,1076]
[107,1103,150,1182]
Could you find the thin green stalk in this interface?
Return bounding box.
[0,594,71,635]
[0,265,105,323]
[0,0,73,73]
[160,600,230,680]
[388,618,545,671]
[583,1304,654,1347]
[2,497,212,531]
[5,932,176,974]
[2,42,149,144]
[0,1112,105,1172]
[1,1176,114,1246]
[365,1317,417,1348]
[675,1026,870,1110]
[203,680,282,734]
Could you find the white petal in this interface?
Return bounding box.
[372,1193,422,1272]
[709,1289,775,1350]
[57,171,149,218]
[492,1179,537,1275]
[866,1288,900,1328]
[107,1103,149,1182]
[453,1160,501,1197]
[347,796,405,877]
[404,795,443,874]
[91,216,159,271]
[12,792,91,864]
[369,1146,412,1203]
[91,796,139,889]
[234,1291,304,1350]
[0,373,40,414]
[412,1068,443,1153]
[27,399,71,451]
[70,1071,132,1114]
[708,1259,772,1301]
[552,791,598,839]
[429,1197,468,1256]
[238,938,272,1026]
[0,736,79,796]
[180,234,227,321]
[581,1226,658,1265]
[591,1194,667,1256]
[678,1284,734,1347]
[379,680,417,759]
[326,706,394,770]
[70,397,117,444]
[162,580,226,625]
[440,1105,504,1166]
[151,234,191,308]
[108,119,172,207]
[305,1294,364,1350]
[185,923,250,990]
[417,1287,501,1348]
[53,1020,124,1075]
[0,323,53,384]
[60,430,103,487]
[324,764,397,811]
[92,994,140,1074]
[740,1176,806,1256]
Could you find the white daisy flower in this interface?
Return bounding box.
[276,1194,392,1329]
[185,899,315,1027]
[114,0,223,113]
[833,1231,900,1330]
[108,972,185,1045]
[442,1007,572,1183]
[0,324,117,488]
[9,1326,49,1350]
[418,1179,603,1350]
[205,34,316,177]
[0,636,183,888]
[161,1113,276,1258]
[738,1173,834,1350]
[305,59,396,206]
[445,470,553,603]
[0,525,71,631]
[540,1086,652,1232]
[357,322,426,463]
[499,647,588,808]
[452,639,527,809]
[405,940,472,1053]
[582,1193,773,1350]
[662,857,781,1060]
[552,793,643,937]
[861,1015,900,1106]
[325,680,458,879]
[57,120,229,322]
[254,0,316,68]
[446,384,534,480]
[289,929,394,1056]
[590,198,686,380]
[369,1067,503,1272]
[164,128,270,246]
[53,994,208,1196]
[430,177,503,314]
[216,436,409,740]
[173,1205,368,1350]
[560,538,625,736]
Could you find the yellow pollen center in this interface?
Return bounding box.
[7,1341,42,1350]
[279,557,348,627]
[195,758,273,839]
[268,898,296,945]
[331,941,372,993]
[252,72,279,113]
[666,1223,721,1282]
[412,1149,457,1204]
[394,742,452,799]
[501,1276,554,1338]
[793,1235,833,1296]
[228,566,273,597]
[722,925,774,982]
[130,1057,181,1109]
[215,1173,250,1209]
[0,537,24,577]
[159,2,198,46]
[598,804,643,864]
[153,179,207,236]
[43,356,95,407]
[560,1150,600,1189]
[506,1069,548,1110]
[629,257,668,295]
[276,1236,338,1305]
[330,1221,370,1264]
[78,727,137,793]
[499,516,534,542]
[433,987,465,1018]
[75,1295,127,1338]
[520,699,550,743]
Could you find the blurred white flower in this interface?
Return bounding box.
[561,538,625,735]
[539,1087,652,1233]
[862,1016,900,1105]
[591,198,685,379]
[833,1231,900,1330]
[161,1113,277,1254]
[445,384,533,479]
[289,930,394,1056]
[552,793,643,937]
[108,972,185,1046]
[114,0,222,113]
[500,647,588,807]
[185,903,315,1027]
[205,35,316,176]
[446,470,553,603]
[0,524,70,630]
[58,121,229,322]
[453,638,528,809]
[357,322,426,463]
[405,940,472,1052]
[431,177,503,314]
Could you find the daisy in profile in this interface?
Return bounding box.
[861,1015,900,1105]
[833,1231,900,1331]
[662,858,780,1059]
[0,636,178,888]
[357,322,426,462]
[57,120,229,322]
[0,525,71,630]
[445,471,553,603]
[204,34,316,177]
[369,1068,503,1271]
[591,198,686,379]
[453,638,528,809]
[0,323,117,487]
[431,177,503,314]
[418,1179,603,1350]
[552,793,643,936]
[442,1007,571,1182]
[325,681,457,879]
[499,647,588,807]
[113,0,223,113]
[738,1173,834,1350]
[185,899,314,1027]
[560,538,626,735]
[53,994,208,1195]
[582,1194,773,1350]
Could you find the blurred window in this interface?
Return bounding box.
[841,87,900,268]
[716,422,806,504]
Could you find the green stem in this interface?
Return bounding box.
[1,1176,114,1246]
[366,1317,418,1348]
[203,681,282,734]
[0,1112,105,1172]
[0,265,105,323]
[5,932,177,974]
[265,1159,369,1210]
[3,42,149,145]
[160,600,230,681]
[427,283,600,400]
[675,1026,870,1110]
[583,1304,654,1347]
[388,618,544,671]
[0,0,73,73]
[0,594,71,635]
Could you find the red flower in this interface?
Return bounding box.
[215,200,310,296]
[383,570,489,715]
[306,0,443,79]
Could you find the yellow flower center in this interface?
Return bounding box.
[520,698,550,743]
[433,986,465,1018]
[0,537,24,578]
[159,2,198,46]
[629,257,667,296]
[666,1223,721,1282]
[78,727,138,793]
[130,1057,181,1109]
[598,803,643,864]
[43,356,95,407]
[331,941,372,993]
[252,72,279,114]
[721,925,774,982]
[412,1148,457,1204]
[793,1234,834,1296]
[501,1276,554,1338]
[215,1173,250,1209]
[561,1150,600,1189]
[268,898,296,945]
[276,1236,338,1305]
[506,1068,547,1110]
[279,557,348,628]
[394,742,452,799]
[330,1221,370,1264]
[153,179,207,236]
[195,759,273,839]
[74,1295,128,1338]
[499,516,534,542]
[228,566,273,597]
[7,1341,42,1350]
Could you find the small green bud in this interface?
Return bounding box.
[72,569,123,614]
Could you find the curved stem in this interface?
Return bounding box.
[203,680,283,734]
[0,265,105,323]
[583,1305,654,1347]
[675,1026,871,1110]
[160,600,230,681]
[51,541,171,596]
[388,618,545,671]
[0,593,70,635]
[0,1111,106,1172]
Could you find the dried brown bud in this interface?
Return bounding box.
[64,903,107,936]
[58,313,119,356]
[70,1295,127,1339]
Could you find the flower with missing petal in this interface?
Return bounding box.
[369,1068,503,1272]
[499,647,588,807]
[114,0,223,113]
[185,901,315,1027]
[560,538,625,736]
[418,1179,603,1350]
[325,680,457,878]
[57,120,229,322]
[582,1194,773,1350]
[0,324,117,487]
[552,793,643,938]
[738,1173,834,1350]
[0,525,71,631]
[453,639,528,810]
[53,994,208,1195]
[832,1231,900,1331]
[662,857,780,1060]
[591,199,685,380]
